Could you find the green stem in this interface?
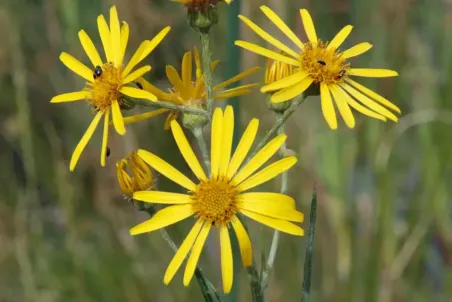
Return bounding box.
[135,99,209,119]
[301,185,318,302]
[200,32,214,116]
[192,127,211,174]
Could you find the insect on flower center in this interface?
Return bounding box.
[300,41,350,85]
[85,62,123,111]
[191,179,239,225]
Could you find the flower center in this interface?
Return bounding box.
[300,41,350,85]
[85,62,123,111]
[191,179,239,225]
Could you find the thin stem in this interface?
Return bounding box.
[250,94,306,158]
[192,127,211,173]
[135,99,209,118]
[200,32,214,116]
[301,185,318,302]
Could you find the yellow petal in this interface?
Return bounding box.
[239,196,304,222]
[237,156,297,191]
[123,65,152,84]
[166,65,188,98]
[122,41,149,77]
[122,109,169,125]
[341,42,373,59]
[69,111,103,171]
[220,226,233,294]
[345,78,401,113]
[240,210,304,236]
[100,109,110,167]
[60,52,93,82]
[111,99,126,135]
[260,6,304,50]
[110,6,121,65]
[239,192,295,208]
[226,118,259,179]
[78,30,103,67]
[170,120,207,181]
[183,222,211,287]
[136,77,172,101]
[320,83,338,129]
[231,217,253,267]
[138,26,171,62]
[50,91,87,103]
[164,219,204,285]
[214,89,253,100]
[235,41,300,66]
[213,67,261,91]
[238,15,299,58]
[219,106,234,177]
[340,83,399,121]
[329,85,355,128]
[349,68,399,77]
[211,108,224,179]
[129,204,194,235]
[137,149,197,191]
[120,86,157,101]
[133,191,192,204]
[232,134,286,186]
[118,22,129,65]
[271,77,313,103]
[215,83,259,95]
[339,86,387,121]
[328,25,353,50]
[182,51,192,87]
[261,70,309,93]
[300,9,317,44]
[97,14,112,62]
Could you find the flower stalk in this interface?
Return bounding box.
[200,32,214,116]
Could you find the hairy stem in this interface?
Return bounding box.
[200,32,214,116]
[135,99,209,118]
[192,127,211,174]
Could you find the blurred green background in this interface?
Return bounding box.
[1,0,452,301]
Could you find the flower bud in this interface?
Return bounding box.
[264,56,295,112]
[116,151,153,197]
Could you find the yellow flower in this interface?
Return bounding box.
[123,48,260,129]
[130,106,304,293]
[51,6,170,171]
[236,6,401,129]
[117,152,154,197]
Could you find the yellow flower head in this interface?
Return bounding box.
[117,152,154,197]
[123,48,260,129]
[130,106,304,293]
[51,6,170,171]
[236,6,401,129]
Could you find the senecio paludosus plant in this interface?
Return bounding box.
[51,0,400,301]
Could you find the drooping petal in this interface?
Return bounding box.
[137,149,197,191]
[170,120,207,181]
[320,83,338,129]
[123,65,152,84]
[240,210,304,236]
[120,86,157,102]
[100,109,110,167]
[226,118,259,179]
[237,156,297,191]
[60,52,94,82]
[329,85,355,128]
[118,22,129,65]
[261,70,309,93]
[235,41,300,66]
[232,134,286,185]
[130,204,194,235]
[78,30,103,67]
[260,6,304,50]
[339,86,387,121]
[122,109,169,125]
[69,111,103,171]
[50,91,87,103]
[239,192,296,208]
[238,15,299,58]
[97,14,112,62]
[341,42,373,59]
[211,108,224,179]
[328,25,353,50]
[214,87,256,100]
[111,99,126,135]
[231,216,253,267]
[349,68,399,77]
[270,77,314,103]
[219,106,234,177]
[183,222,211,287]
[213,67,261,91]
[239,196,303,222]
[109,6,121,66]
[220,226,233,294]
[133,191,192,204]
[300,9,317,44]
[164,219,204,285]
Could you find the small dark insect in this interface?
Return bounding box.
[317,60,326,66]
[106,147,111,157]
[338,69,346,78]
[135,82,143,90]
[93,65,102,79]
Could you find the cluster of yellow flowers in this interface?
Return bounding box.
[51,0,400,295]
